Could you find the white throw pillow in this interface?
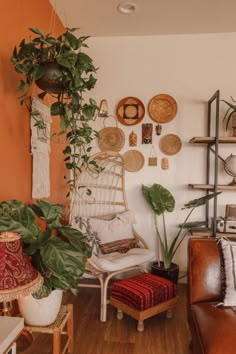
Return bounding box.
[89,210,136,245]
[219,238,236,306]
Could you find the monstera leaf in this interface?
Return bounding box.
[142,183,175,215]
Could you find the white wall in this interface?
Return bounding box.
[86,32,236,271]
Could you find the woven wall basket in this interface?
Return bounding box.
[148,94,177,123]
[98,116,125,152]
[123,150,145,172]
[159,134,182,156]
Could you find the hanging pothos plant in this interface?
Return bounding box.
[11,27,101,196]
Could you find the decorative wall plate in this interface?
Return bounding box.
[159,134,182,156]
[98,127,125,152]
[116,97,145,126]
[123,150,145,172]
[148,94,177,123]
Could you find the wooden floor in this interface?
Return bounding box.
[20,284,192,354]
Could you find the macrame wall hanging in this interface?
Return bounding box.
[31,98,51,199]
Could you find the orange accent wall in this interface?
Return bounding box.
[0,0,69,206]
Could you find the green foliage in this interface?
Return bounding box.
[142,184,220,269]
[11,27,102,194]
[0,200,92,298]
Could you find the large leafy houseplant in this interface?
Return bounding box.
[11,27,101,194]
[0,199,91,298]
[142,183,220,269]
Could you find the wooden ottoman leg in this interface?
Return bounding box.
[117,309,123,320]
[166,309,173,319]
[137,320,144,333]
[53,328,61,354]
[67,304,74,353]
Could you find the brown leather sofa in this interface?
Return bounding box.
[188,238,236,354]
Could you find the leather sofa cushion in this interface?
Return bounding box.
[188,238,222,304]
[191,302,236,354]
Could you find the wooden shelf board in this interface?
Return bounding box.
[189,184,236,191]
[190,228,236,238]
[189,136,236,144]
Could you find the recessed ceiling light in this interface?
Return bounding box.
[117,2,137,15]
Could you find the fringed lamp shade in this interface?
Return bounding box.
[0,232,43,302]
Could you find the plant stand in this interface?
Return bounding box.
[24,304,73,354]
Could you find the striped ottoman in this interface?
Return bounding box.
[110,273,177,332]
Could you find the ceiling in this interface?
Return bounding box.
[50,0,236,37]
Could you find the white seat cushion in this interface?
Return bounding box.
[91,248,155,272]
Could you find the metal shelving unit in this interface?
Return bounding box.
[189,90,234,236]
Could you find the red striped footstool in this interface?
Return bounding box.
[110,273,178,332]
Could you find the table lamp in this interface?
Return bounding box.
[0,232,43,316]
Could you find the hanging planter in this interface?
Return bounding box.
[11,28,102,195]
[35,62,66,94]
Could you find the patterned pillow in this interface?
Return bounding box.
[72,210,138,255]
[219,238,236,306]
[100,238,140,254]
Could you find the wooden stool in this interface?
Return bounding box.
[24,304,73,354]
[110,273,178,332]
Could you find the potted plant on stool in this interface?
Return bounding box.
[0,199,91,325]
[141,184,220,283]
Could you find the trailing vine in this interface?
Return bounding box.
[11,27,101,196]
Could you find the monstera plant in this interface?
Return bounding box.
[11,27,101,195]
[142,184,220,282]
[0,199,91,298]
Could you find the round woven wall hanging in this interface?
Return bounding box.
[148,94,177,123]
[98,127,125,152]
[123,150,145,172]
[116,97,145,126]
[159,134,182,156]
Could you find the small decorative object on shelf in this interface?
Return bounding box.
[155,124,162,135]
[224,154,236,185]
[225,204,236,219]
[142,123,153,144]
[161,158,169,170]
[216,217,236,234]
[222,96,236,136]
[129,131,137,147]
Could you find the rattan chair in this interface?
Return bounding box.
[70,151,154,322]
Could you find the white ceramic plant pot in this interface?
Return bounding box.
[18,289,63,326]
